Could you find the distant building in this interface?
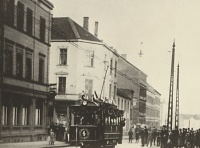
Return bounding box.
[146,84,161,128]
[117,55,147,125]
[50,17,119,130]
[179,114,200,130]
[0,0,53,143]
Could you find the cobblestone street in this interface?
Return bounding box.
[117,139,160,148]
[0,139,162,148]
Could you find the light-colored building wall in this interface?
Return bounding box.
[49,41,118,102]
[49,18,119,127]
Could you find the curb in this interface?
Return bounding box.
[41,144,71,148]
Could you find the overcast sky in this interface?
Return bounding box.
[50,0,200,115]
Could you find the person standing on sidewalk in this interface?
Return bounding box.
[49,129,55,145]
[156,129,161,146]
[135,126,140,142]
[147,127,153,147]
[152,127,157,146]
[65,126,69,143]
[144,126,149,146]
[128,129,133,143]
[140,128,145,147]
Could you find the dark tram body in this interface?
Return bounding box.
[69,100,125,148]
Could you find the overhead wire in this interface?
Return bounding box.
[7,0,145,90]
[51,23,141,87]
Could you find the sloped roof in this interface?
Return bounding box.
[52,17,102,42]
[180,114,200,120]
[194,115,200,120]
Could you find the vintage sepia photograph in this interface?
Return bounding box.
[0,0,200,147]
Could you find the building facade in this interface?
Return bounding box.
[49,17,119,133]
[0,0,53,143]
[117,55,147,125]
[116,88,134,135]
[146,84,161,128]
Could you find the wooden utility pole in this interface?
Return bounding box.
[175,64,180,128]
[167,41,175,131]
[100,65,109,99]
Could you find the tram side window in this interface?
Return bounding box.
[110,118,113,125]
[113,118,116,125]
[105,117,108,125]
[110,118,116,125]
[105,116,111,125]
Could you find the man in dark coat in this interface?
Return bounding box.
[156,130,161,146]
[140,128,145,147]
[144,126,148,146]
[196,129,200,148]
[161,125,168,148]
[128,129,133,143]
[172,126,179,148]
[152,127,157,146]
[135,126,140,142]
[188,130,195,148]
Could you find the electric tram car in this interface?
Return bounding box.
[69,99,125,148]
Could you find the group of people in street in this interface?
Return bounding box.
[128,126,161,147]
[47,125,69,145]
[128,125,200,148]
[160,125,200,148]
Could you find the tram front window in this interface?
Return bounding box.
[94,114,100,125]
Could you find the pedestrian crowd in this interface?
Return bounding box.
[128,125,200,148]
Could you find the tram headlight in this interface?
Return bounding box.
[80,142,84,146]
[82,100,87,106]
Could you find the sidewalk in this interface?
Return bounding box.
[0,136,130,148]
[123,135,129,139]
[0,141,72,148]
[118,139,142,148]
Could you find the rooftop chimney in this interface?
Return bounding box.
[121,54,127,60]
[83,17,89,31]
[94,21,98,37]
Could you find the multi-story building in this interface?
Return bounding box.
[49,17,119,132]
[116,88,134,135]
[146,84,161,128]
[0,0,53,143]
[117,55,147,125]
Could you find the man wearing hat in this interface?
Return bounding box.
[161,125,168,148]
[152,127,157,146]
[128,128,133,143]
[172,126,179,148]
[143,126,148,146]
[140,127,145,147]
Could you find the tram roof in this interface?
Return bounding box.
[71,99,118,109]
